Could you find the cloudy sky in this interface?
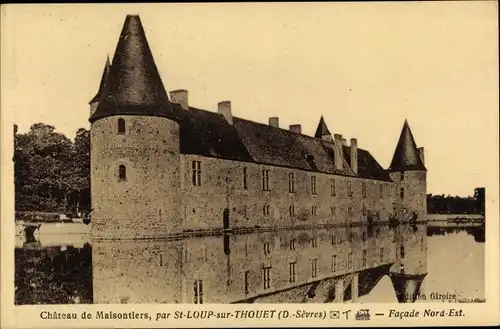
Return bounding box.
[2,2,498,197]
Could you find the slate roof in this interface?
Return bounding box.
[342,146,392,181]
[388,120,426,172]
[179,105,253,162]
[89,15,183,123]
[179,107,392,182]
[89,56,111,104]
[314,116,331,138]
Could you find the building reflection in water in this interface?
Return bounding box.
[92,224,427,304]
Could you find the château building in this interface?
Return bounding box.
[88,15,427,240]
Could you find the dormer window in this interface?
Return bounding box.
[305,154,317,170]
[117,118,126,134]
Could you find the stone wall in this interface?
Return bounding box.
[181,154,395,231]
[390,170,427,221]
[91,116,182,239]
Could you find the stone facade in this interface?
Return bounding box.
[91,116,181,239]
[180,154,396,232]
[390,170,428,221]
[88,15,427,240]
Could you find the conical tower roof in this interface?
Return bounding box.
[89,56,111,104]
[89,15,182,123]
[314,116,331,138]
[389,120,426,172]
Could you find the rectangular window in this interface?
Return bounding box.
[330,207,334,217]
[289,204,295,217]
[331,178,336,196]
[311,205,317,216]
[362,182,367,198]
[194,280,203,304]
[347,252,353,270]
[192,161,202,186]
[380,248,384,263]
[243,167,248,189]
[289,262,296,283]
[290,239,296,251]
[288,172,295,193]
[347,207,352,217]
[380,184,384,199]
[262,267,271,289]
[119,165,127,180]
[400,187,405,200]
[400,171,405,181]
[263,242,271,255]
[244,271,250,294]
[331,234,337,245]
[312,237,318,248]
[311,258,318,278]
[262,169,270,191]
[362,250,367,267]
[244,205,248,218]
[347,181,353,197]
[310,176,317,194]
[332,255,337,273]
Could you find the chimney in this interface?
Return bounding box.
[350,138,358,175]
[289,124,302,134]
[170,89,189,110]
[333,134,343,170]
[342,138,347,146]
[218,101,233,125]
[418,147,425,165]
[269,117,279,128]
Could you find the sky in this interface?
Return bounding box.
[1,2,498,197]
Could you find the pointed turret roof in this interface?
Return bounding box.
[89,56,111,104]
[314,116,331,138]
[89,15,182,123]
[388,120,426,172]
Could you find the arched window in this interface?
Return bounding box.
[117,118,126,134]
[119,165,126,180]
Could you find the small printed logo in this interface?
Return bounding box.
[329,311,340,319]
[355,309,371,321]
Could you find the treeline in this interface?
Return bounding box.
[427,188,485,215]
[14,123,90,215]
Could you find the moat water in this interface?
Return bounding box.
[14,223,485,304]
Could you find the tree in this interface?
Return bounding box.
[14,123,91,214]
[71,128,91,213]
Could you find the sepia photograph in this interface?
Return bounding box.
[1,2,498,327]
